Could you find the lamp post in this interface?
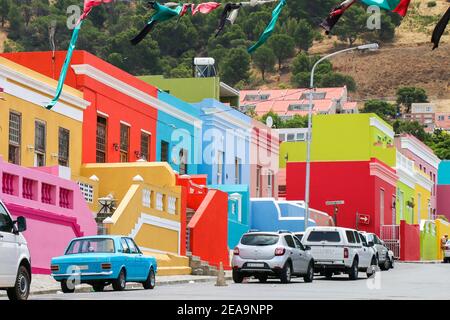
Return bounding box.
[304,43,379,229]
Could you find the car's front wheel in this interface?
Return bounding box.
[279,262,292,284]
[366,257,378,278]
[112,269,126,291]
[143,268,156,290]
[380,253,390,271]
[61,279,75,293]
[232,269,244,283]
[303,262,314,283]
[7,265,31,300]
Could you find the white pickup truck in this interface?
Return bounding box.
[0,200,31,300]
[302,226,378,280]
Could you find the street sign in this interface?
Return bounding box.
[325,200,345,206]
[358,214,370,225]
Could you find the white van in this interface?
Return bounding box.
[0,200,31,300]
[302,226,378,280]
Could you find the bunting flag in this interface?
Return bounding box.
[248,0,287,53]
[78,0,113,24]
[360,0,411,16]
[46,21,83,110]
[320,0,356,34]
[431,7,450,50]
[392,0,411,17]
[192,2,221,15]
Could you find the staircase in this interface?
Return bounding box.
[186,208,196,253]
[187,252,218,276]
[141,250,192,276]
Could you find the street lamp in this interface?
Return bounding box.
[304,43,379,229]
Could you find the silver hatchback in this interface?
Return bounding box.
[231,231,315,283]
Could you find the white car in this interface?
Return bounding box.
[0,200,31,300]
[302,226,378,280]
[360,232,390,270]
[444,241,450,263]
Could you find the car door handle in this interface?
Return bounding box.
[0,234,3,239]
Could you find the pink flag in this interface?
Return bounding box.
[78,0,113,23]
[192,2,221,15]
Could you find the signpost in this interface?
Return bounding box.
[325,200,345,226]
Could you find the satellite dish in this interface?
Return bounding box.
[266,116,273,128]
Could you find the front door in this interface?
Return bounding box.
[0,203,19,287]
[284,235,301,273]
[126,238,148,280]
[294,236,309,272]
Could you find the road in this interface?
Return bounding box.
[11,263,450,300]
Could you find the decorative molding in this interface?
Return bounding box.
[414,170,434,191]
[369,117,394,138]
[396,167,416,189]
[369,162,398,187]
[71,64,202,128]
[120,120,131,127]
[97,110,109,118]
[400,137,441,169]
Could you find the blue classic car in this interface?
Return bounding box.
[50,235,157,293]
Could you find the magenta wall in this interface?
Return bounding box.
[437,185,450,221]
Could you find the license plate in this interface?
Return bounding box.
[247,263,264,268]
[77,265,89,270]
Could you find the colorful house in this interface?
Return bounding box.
[437,161,450,220]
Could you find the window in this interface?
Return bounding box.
[96,116,107,163]
[179,149,188,175]
[241,234,279,246]
[0,202,13,233]
[359,233,368,246]
[380,189,385,226]
[293,236,305,250]
[346,230,356,243]
[125,238,141,254]
[279,133,286,142]
[286,133,295,141]
[140,132,150,161]
[300,92,326,100]
[65,238,115,254]
[244,94,270,101]
[120,238,130,253]
[417,193,422,224]
[307,231,340,242]
[8,111,21,165]
[284,235,296,248]
[353,231,361,243]
[234,157,241,184]
[217,151,224,184]
[58,127,70,167]
[438,116,445,121]
[288,104,313,111]
[34,120,46,167]
[296,133,305,141]
[120,123,130,162]
[267,170,273,197]
[256,165,262,197]
[160,140,169,162]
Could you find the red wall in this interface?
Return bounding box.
[286,160,396,235]
[1,51,158,164]
[188,190,229,268]
[400,220,420,261]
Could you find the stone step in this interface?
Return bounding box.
[158,266,192,276]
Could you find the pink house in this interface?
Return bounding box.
[395,134,441,218]
[0,156,97,274]
[250,119,279,198]
[435,112,450,131]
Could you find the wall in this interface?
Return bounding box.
[438,161,450,185]
[286,159,397,235]
[437,185,450,220]
[279,114,396,168]
[396,181,415,224]
[188,190,229,267]
[436,219,450,260]
[414,183,432,224]
[250,199,316,232]
[420,220,438,261]
[400,220,420,261]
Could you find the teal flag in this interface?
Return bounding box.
[248,0,286,54]
[46,20,83,110]
[359,0,400,11]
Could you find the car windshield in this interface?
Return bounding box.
[241,234,279,246]
[294,234,303,241]
[66,238,115,254]
[307,231,341,242]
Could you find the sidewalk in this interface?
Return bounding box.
[0,271,232,297]
[397,260,444,264]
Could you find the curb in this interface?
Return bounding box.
[1,275,232,298]
[397,260,444,264]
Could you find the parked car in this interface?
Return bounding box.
[302,226,378,280]
[0,200,31,300]
[51,235,157,293]
[444,241,450,263]
[294,232,304,242]
[231,231,315,284]
[360,232,390,270]
[380,239,395,269]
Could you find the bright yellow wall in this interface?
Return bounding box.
[414,184,431,224]
[436,219,450,260]
[135,224,179,253]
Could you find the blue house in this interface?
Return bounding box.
[193,98,252,186]
[156,91,202,175]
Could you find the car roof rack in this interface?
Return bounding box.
[247,229,259,233]
[278,230,292,234]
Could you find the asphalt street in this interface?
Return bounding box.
[7,263,450,300]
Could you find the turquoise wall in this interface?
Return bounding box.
[438,161,450,185]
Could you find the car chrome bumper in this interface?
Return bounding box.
[51,271,114,277]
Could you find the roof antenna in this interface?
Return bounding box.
[49,20,57,79]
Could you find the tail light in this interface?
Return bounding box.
[275,247,286,256]
[233,247,240,256]
[50,265,59,272]
[344,247,349,259]
[101,263,112,270]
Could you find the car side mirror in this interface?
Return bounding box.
[14,216,27,233]
[368,241,374,247]
[305,245,311,251]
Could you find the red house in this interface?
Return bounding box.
[1,51,158,164]
[286,158,398,235]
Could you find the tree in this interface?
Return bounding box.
[333,5,367,45]
[7,4,25,40]
[284,114,308,128]
[260,111,284,129]
[318,72,357,92]
[252,46,276,81]
[396,87,428,114]
[0,0,10,27]
[427,129,450,160]
[393,120,429,142]
[294,19,314,52]
[268,34,295,71]
[361,99,397,121]
[220,48,251,87]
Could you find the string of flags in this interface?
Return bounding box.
[45,0,449,110]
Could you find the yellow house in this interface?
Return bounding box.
[413,168,433,224]
[81,162,191,275]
